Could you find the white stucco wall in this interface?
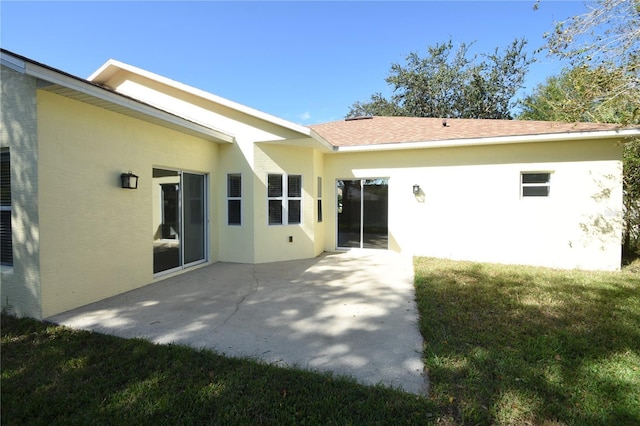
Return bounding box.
[0,65,42,318]
[324,139,623,271]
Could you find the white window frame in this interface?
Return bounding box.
[521,171,552,198]
[267,173,302,225]
[227,173,242,226]
[0,149,12,269]
[317,176,323,223]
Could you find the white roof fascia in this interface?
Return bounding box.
[89,59,312,138]
[333,129,640,153]
[257,136,336,153]
[0,51,26,73]
[7,54,235,144]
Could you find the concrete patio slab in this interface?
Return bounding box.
[47,251,428,395]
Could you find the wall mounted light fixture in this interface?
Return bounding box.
[413,184,421,195]
[120,171,139,189]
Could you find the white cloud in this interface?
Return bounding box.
[298,111,311,121]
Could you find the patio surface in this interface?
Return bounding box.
[47,250,428,395]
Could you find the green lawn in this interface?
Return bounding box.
[2,259,639,425]
[415,258,640,425]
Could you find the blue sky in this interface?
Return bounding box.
[1,1,589,124]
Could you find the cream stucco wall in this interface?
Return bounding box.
[216,142,255,263]
[324,139,623,271]
[96,69,322,264]
[0,66,42,318]
[251,143,323,263]
[37,91,220,317]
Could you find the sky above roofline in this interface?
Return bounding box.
[1,1,590,125]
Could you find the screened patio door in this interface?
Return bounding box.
[337,179,388,249]
[153,168,207,274]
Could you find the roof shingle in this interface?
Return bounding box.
[309,116,626,147]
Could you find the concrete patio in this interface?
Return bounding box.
[47,250,428,395]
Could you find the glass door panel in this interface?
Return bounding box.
[337,180,362,248]
[336,179,388,250]
[183,172,205,265]
[153,169,207,274]
[153,169,181,274]
[362,179,388,249]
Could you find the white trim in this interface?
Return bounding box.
[0,52,25,73]
[520,171,553,199]
[226,173,242,226]
[90,59,312,137]
[333,129,640,153]
[267,173,303,226]
[1,51,235,143]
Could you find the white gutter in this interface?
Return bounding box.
[334,128,640,153]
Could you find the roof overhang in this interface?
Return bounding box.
[258,132,336,153]
[1,50,235,144]
[331,128,640,153]
[89,59,311,140]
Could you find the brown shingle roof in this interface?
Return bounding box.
[308,116,625,147]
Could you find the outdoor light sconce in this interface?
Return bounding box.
[120,171,139,189]
[413,184,421,195]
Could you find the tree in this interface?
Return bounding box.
[541,0,640,117]
[533,0,640,257]
[519,65,639,124]
[347,38,533,119]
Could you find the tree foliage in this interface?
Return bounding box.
[519,65,639,124]
[348,38,533,119]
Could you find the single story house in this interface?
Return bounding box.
[2,49,638,319]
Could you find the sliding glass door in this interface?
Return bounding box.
[337,179,388,249]
[153,168,207,274]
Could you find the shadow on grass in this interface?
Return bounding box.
[1,315,437,425]
[414,258,640,425]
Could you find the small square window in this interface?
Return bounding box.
[267,173,302,225]
[521,172,551,197]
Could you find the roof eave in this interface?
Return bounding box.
[333,129,640,153]
[1,51,235,144]
[89,59,312,138]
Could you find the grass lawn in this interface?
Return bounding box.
[2,259,639,425]
[415,258,640,425]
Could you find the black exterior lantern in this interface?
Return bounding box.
[120,171,139,189]
[413,184,421,195]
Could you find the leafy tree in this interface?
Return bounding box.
[532,0,640,257]
[519,65,639,124]
[347,38,533,119]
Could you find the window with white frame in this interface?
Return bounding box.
[227,174,242,225]
[317,176,323,223]
[1,150,13,266]
[521,172,551,197]
[268,173,302,225]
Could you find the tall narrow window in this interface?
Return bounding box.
[227,174,242,225]
[0,150,13,266]
[267,173,302,225]
[288,175,302,224]
[521,172,551,197]
[268,174,283,225]
[317,176,323,223]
